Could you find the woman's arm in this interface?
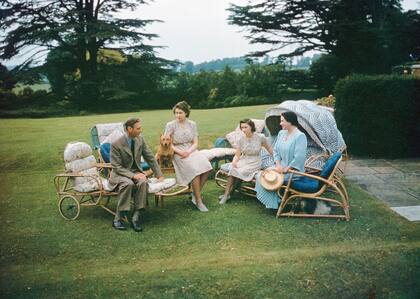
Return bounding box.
[262,139,273,156]
[231,147,241,167]
[287,134,308,172]
[187,136,198,154]
[273,134,285,173]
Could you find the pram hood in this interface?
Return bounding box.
[264,100,346,155]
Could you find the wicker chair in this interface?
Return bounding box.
[277,152,350,221]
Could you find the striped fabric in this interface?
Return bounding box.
[264,100,346,169]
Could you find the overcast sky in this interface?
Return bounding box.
[129,0,420,64]
[2,0,419,66]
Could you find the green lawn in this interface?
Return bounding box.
[1,105,419,298]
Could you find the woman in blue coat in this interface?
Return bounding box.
[255,111,307,209]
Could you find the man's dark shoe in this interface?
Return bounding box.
[112,219,127,230]
[131,219,143,232]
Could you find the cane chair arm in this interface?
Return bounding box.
[96,162,112,168]
[287,169,333,186]
[155,184,190,197]
[54,172,105,194]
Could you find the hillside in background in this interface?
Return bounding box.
[177,54,321,73]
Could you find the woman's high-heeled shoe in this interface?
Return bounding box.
[218,194,230,204]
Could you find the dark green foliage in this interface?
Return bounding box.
[42,47,174,111]
[0,0,161,108]
[162,63,316,109]
[228,0,420,82]
[0,63,17,90]
[310,54,347,95]
[335,75,419,158]
[3,60,317,117]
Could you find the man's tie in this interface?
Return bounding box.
[131,139,135,157]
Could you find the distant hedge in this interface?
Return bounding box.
[335,75,419,158]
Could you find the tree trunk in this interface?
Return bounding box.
[75,0,99,110]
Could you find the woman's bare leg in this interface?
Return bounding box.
[224,176,235,198]
[199,170,210,192]
[192,176,203,204]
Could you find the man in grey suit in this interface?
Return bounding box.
[109,117,164,232]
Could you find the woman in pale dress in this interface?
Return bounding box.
[219,119,273,204]
[255,111,307,209]
[164,101,213,212]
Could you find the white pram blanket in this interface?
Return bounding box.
[147,178,177,193]
[199,148,236,160]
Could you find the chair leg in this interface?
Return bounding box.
[276,191,290,217]
[159,195,164,208]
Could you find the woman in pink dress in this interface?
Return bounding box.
[164,101,213,212]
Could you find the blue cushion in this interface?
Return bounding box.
[100,143,111,163]
[214,137,231,148]
[289,153,341,194]
[319,152,341,179]
[100,142,150,171]
[291,176,320,193]
[141,162,150,171]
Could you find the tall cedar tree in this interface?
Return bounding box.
[228,0,420,74]
[0,0,159,108]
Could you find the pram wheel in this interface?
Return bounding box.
[59,195,80,220]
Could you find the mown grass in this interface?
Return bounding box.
[0,105,419,298]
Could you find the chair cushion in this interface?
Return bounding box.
[141,162,150,171]
[319,152,341,179]
[96,122,124,144]
[102,129,124,145]
[64,142,93,162]
[100,142,111,163]
[214,137,231,148]
[291,176,320,193]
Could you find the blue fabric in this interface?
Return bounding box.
[319,152,341,179]
[290,152,341,193]
[255,172,280,209]
[100,143,111,163]
[273,130,307,173]
[291,176,320,193]
[214,137,231,148]
[141,162,150,171]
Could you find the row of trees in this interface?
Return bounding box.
[162,63,316,109]
[1,59,317,113]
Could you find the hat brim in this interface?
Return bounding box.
[259,170,284,191]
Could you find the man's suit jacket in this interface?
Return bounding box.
[109,134,163,188]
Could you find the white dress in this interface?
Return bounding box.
[164,119,213,185]
[229,133,265,182]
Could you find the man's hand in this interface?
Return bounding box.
[133,172,147,181]
[231,161,238,168]
[157,176,165,182]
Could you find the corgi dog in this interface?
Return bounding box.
[156,134,174,169]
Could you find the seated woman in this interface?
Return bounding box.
[164,101,213,212]
[219,118,273,204]
[255,111,307,209]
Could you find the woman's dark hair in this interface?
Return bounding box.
[281,111,299,127]
[239,118,256,132]
[173,101,191,117]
